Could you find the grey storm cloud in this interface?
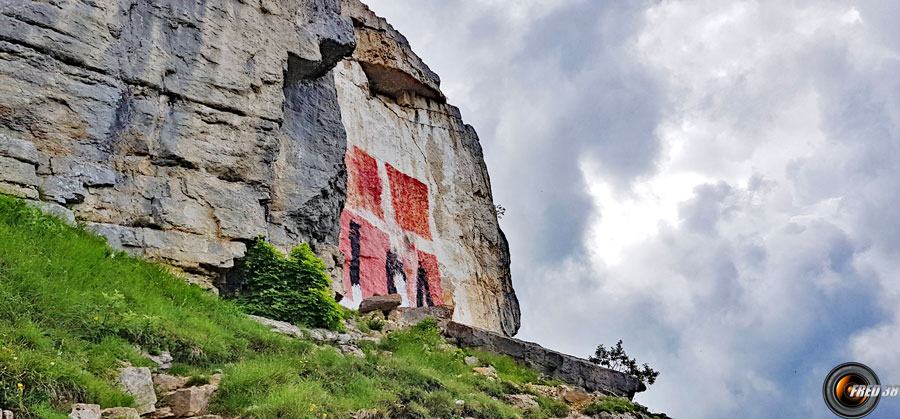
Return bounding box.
[366,0,900,418]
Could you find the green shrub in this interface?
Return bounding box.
[233,238,344,331]
[366,317,386,332]
[583,396,637,415]
[535,396,568,417]
[412,318,439,335]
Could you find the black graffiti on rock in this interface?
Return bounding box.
[348,222,434,308]
[416,267,434,307]
[349,221,361,287]
[385,251,405,295]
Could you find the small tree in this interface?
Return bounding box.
[589,340,659,386]
[234,237,344,331]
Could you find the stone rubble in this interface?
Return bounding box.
[144,351,174,371]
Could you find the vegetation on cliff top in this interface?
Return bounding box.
[0,195,563,418]
[589,340,659,387]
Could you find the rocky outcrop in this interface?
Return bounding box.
[0,0,518,335]
[0,0,355,287]
[444,322,646,399]
[333,1,520,336]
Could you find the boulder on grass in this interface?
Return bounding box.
[358,294,402,314]
[117,367,157,415]
[69,404,100,419]
[165,385,217,417]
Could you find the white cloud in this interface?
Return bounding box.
[365,0,900,417]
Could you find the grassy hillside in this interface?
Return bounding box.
[0,195,568,418]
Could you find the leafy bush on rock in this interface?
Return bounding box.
[234,238,344,332]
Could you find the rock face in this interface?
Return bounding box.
[333,1,519,336]
[0,0,518,335]
[445,322,646,399]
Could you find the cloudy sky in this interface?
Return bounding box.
[365,1,900,417]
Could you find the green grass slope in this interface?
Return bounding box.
[0,195,561,418]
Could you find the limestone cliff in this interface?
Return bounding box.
[0,0,520,335]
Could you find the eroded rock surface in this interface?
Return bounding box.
[333,1,520,336]
[0,0,518,335]
[445,322,646,399]
[0,0,354,287]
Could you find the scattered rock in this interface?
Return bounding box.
[339,344,366,359]
[117,367,156,415]
[504,394,539,410]
[153,374,191,393]
[248,315,304,338]
[69,404,101,419]
[358,294,402,313]
[454,400,465,406]
[164,385,217,417]
[559,385,593,405]
[363,310,385,321]
[142,407,174,419]
[145,351,173,370]
[526,383,558,398]
[2,409,13,419]
[349,409,380,419]
[473,366,498,379]
[464,356,480,366]
[100,407,139,419]
[360,336,381,345]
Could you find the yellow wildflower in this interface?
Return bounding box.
[94,316,99,321]
[17,383,23,389]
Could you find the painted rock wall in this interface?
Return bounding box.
[0,0,520,335]
[334,1,520,336]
